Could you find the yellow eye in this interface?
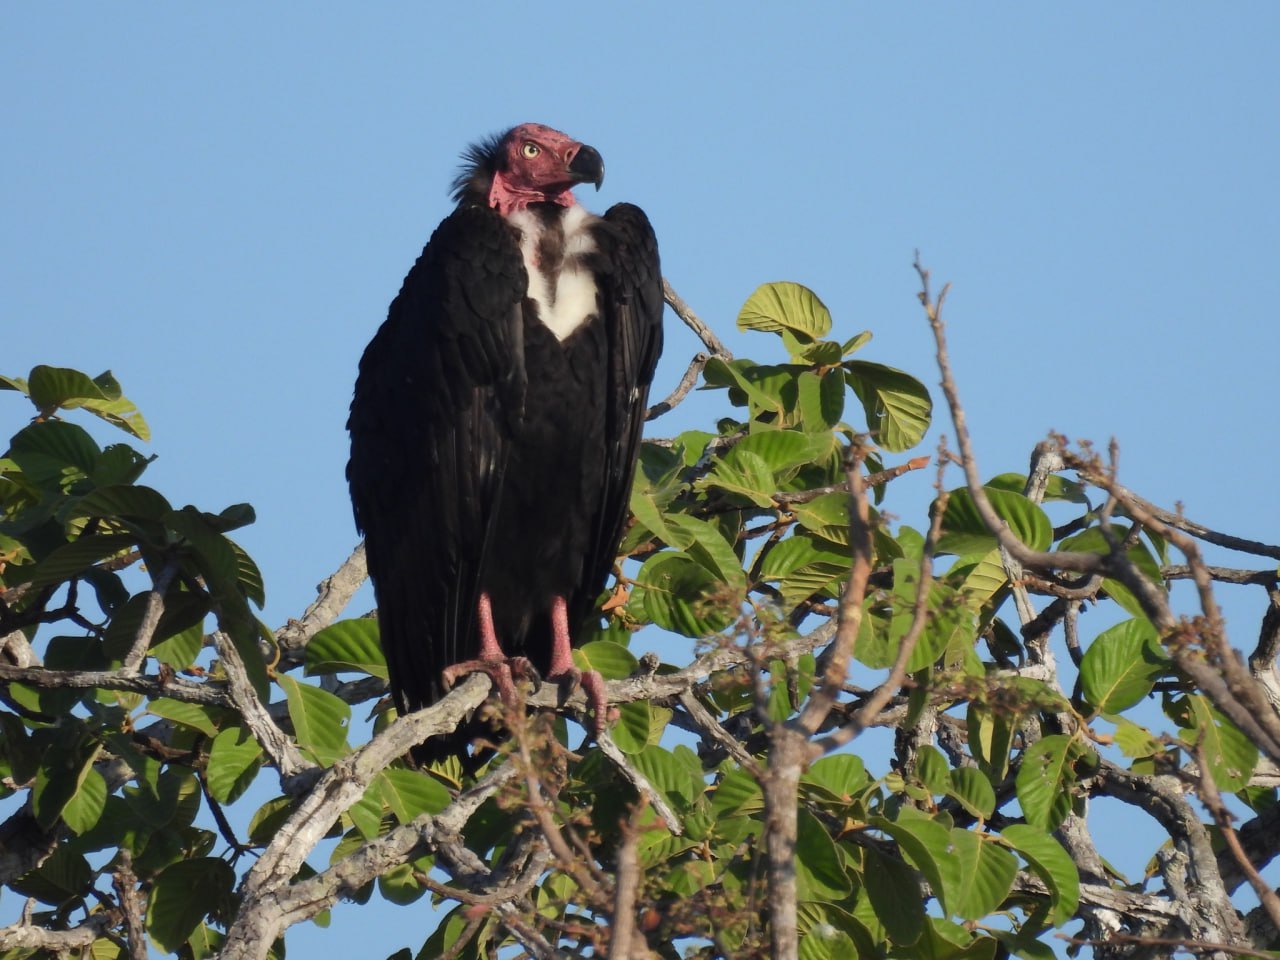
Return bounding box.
[521,142,540,159]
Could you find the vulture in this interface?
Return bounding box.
[347,123,663,763]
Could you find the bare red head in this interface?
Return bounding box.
[487,123,605,215]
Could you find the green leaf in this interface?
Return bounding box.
[917,745,950,793]
[855,559,975,672]
[662,513,748,589]
[968,702,1015,782]
[730,428,829,477]
[207,727,264,804]
[608,701,652,754]
[61,768,107,834]
[69,484,172,521]
[305,619,388,680]
[1000,824,1080,926]
[1080,618,1167,712]
[844,360,932,452]
[950,548,1010,608]
[712,766,763,816]
[737,281,832,342]
[150,621,205,671]
[863,846,926,945]
[998,829,1080,931]
[702,357,784,416]
[1177,695,1259,792]
[802,754,868,801]
[632,552,736,637]
[146,858,236,953]
[574,639,638,680]
[629,745,701,810]
[377,768,450,822]
[797,369,845,433]
[28,365,113,412]
[757,533,850,610]
[944,828,1018,920]
[378,861,428,905]
[1016,735,1091,831]
[248,796,296,845]
[700,447,776,506]
[795,809,852,900]
[790,491,851,546]
[1112,717,1161,758]
[937,486,1053,555]
[33,726,101,829]
[877,809,952,911]
[21,533,138,588]
[8,419,101,489]
[278,675,351,764]
[947,767,996,820]
[145,701,221,741]
[229,537,265,608]
[10,844,92,905]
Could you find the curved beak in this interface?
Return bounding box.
[567,144,605,190]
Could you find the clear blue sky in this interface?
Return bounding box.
[4,5,1278,956]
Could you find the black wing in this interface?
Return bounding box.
[347,204,527,717]
[569,202,664,630]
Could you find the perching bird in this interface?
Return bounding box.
[347,123,663,763]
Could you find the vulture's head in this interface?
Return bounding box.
[453,123,604,215]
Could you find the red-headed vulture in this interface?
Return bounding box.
[347,123,663,762]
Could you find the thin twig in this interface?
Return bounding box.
[663,278,732,358]
[646,352,708,420]
[123,559,177,673]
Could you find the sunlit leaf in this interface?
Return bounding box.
[795,810,852,900]
[1177,695,1259,792]
[1016,735,1092,831]
[632,552,737,636]
[737,281,832,342]
[944,829,1018,920]
[1001,824,1080,926]
[207,726,264,804]
[948,767,996,820]
[844,360,932,452]
[61,768,107,835]
[1080,619,1168,712]
[305,619,388,680]
[937,486,1052,556]
[278,675,351,764]
[377,768,450,822]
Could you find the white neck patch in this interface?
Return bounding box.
[506,205,599,342]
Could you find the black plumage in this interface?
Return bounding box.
[347,124,663,762]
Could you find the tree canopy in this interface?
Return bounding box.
[2,270,1278,960]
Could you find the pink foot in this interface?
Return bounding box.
[546,596,612,739]
[441,593,538,705]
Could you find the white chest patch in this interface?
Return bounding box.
[507,205,600,342]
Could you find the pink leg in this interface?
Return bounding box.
[441,593,535,702]
[546,596,610,738]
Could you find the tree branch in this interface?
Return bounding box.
[663,278,733,359]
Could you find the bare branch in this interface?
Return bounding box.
[212,631,317,788]
[663,278,732,359]
[597,729,683,834]
[1190,741,1280,933]
[0,909,120,952]
[773,455,931,505]
[646,351,708,420]
[798,440,873,735]
[0,662,230,706]
[122,559,177,673]
[113,850,147,960]
[276,542,368,658]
